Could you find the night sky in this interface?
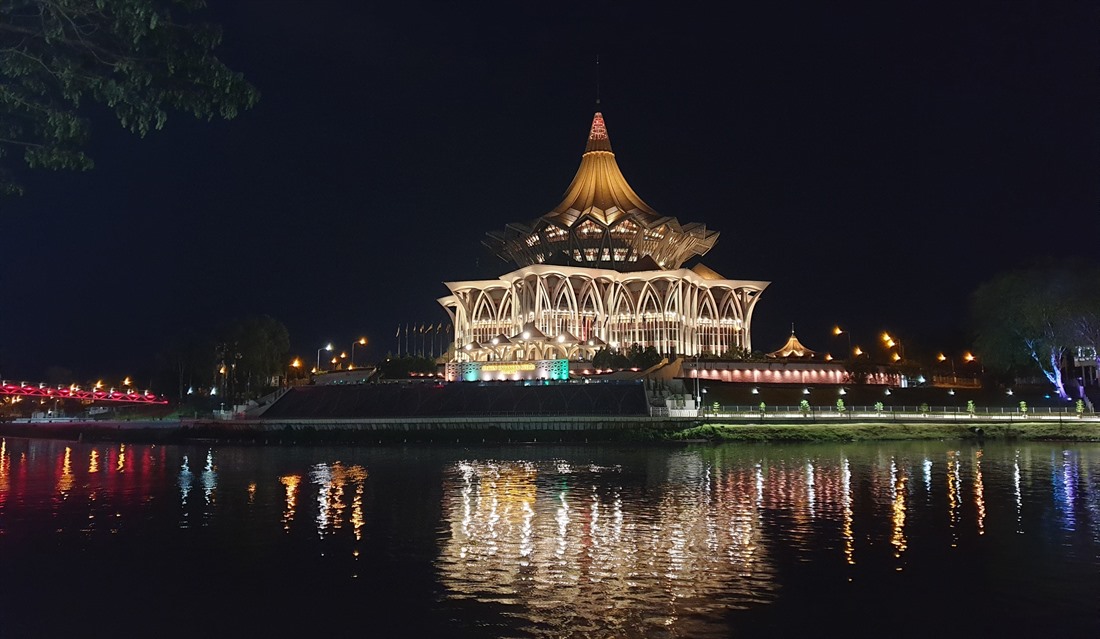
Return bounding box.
[3,0,1098,383]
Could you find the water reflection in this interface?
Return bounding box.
[0,439,1099,636]
[438,458,780,637]
[310,461,368,538]
[974,450,986,535]
[280,473,301,531]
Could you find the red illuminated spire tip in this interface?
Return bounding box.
[585,112,613,152]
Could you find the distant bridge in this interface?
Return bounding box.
[1,381,168,404]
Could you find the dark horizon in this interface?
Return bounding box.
[3,1,1098,385]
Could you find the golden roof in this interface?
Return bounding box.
[767,332,817,358]
[485,112,719,271]
[544,112,659,228]
[690,263,726,280]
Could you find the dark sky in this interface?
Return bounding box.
[3,0,1099,383]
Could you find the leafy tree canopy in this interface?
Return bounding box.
[0,0,259,195]
[969,259,1100,398]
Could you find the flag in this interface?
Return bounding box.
[395,325,401,337]
[436,322,443,331]
[420,323,426,333]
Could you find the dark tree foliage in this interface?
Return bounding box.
[592,344,661,370]
[968,260,1100,399]
[155,314,289,404]
[155,327,215,400]
[221,314,290,397]
[0,0,259,195]
[377,355,437,380]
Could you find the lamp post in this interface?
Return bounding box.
[964,351,984,376]
[937,353,956,384]
[316,343,333,372]
[882,332,905,361]
[351,337,367,369]
[694,353,700,411]
[833,325,853,360]
[288,358,301,387]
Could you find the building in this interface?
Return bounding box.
[439,112,769,369]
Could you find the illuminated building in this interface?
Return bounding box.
[439,112,769,364]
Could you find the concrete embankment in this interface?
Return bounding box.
[0,416,703,443]
[3,415,1099,444]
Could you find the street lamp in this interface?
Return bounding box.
[693,353,701,409]
[882,332,905,360]
[316,343,333,372]
[937,352,956,383]
[351,337,367,369]
[289,358,301,387]
[964,351,984,375]
[833,325,853,359]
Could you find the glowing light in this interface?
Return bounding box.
[937,353,946,361]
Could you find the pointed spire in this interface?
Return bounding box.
[585,112,613,153]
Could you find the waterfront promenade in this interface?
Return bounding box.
[3,409,1099,444]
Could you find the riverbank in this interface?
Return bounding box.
[677,420,1100,442]
[2,415,1100,444]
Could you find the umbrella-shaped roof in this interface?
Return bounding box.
[767,331,817,358]
[484,112,719,271]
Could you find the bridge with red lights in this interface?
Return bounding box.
[1,381,169,404]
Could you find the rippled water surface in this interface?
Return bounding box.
[0,437,1098,637]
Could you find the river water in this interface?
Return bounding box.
[0,436,1097,638]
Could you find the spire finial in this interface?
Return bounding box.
[595,54,601,106]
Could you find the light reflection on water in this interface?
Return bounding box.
[0,438,1098,636]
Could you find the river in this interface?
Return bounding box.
[0,437,1097,637]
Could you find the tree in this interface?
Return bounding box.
[969,262,1096,400]
[223,315,290,399]
[634,345,662,370]
[0,0,259,195]
[1065,262,1100,372]
[377,355,436,380]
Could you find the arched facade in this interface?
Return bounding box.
[440,264,767,362]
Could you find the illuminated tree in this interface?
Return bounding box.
[968,262,1100,400]
[0,0,258,195]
